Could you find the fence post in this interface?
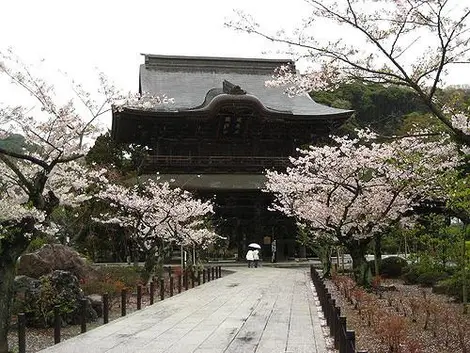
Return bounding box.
[184,270,189,291]
[121,289,127,317]
[137,285,142,310]
[338,315,347,352]
[323,287,330,312]
[170,276,174,297]
[54,305,61,344]
[325,293,332,326]
[18,313,26,353]
[80,298,87,333]
[150,281,155,305]
[330,299,336,337]
[191,270,195,288]
[346,330,356,353]
[202,268,206,283]
[212,266,215,280]
[218,266,221,278]
[197,271,201,286]
[207,267,211,282]
[102,293,109,324]
[178,274,182,293]
[333,306,341,348]
[160,278,165,300]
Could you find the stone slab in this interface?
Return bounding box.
[38,267,330,353]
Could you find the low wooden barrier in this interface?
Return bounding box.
[310,265,367,353]
[16,265,223,353]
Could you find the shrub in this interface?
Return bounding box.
[377,313,407,352]
[416,271,449,287]
[80,266,143,308]
[20,271,97,327]
[434,271,470,302]
[25,236,51,253]
[402,263,449,287]
[95,266,143,288]
[371,275,382,291]
[402,266,420,284]
[369,257,409,278]
[80,277,126,308]
[380,256,409,278]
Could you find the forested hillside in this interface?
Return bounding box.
[311,82,470,136]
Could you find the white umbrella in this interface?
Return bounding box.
[248,243,261,249]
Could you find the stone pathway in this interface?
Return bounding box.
[38,267,329,353]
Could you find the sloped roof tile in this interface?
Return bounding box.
[139,54,353,117]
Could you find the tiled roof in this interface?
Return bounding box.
[139,54,353,117]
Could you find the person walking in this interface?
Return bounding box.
[252,248,260,268]
[246,249,254,268]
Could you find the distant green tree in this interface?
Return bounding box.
[86,132,147,176]
[0,134,28,154]
[311,81,429,135]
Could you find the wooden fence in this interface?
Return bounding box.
[16,265,223,353]
[310,265,367,353]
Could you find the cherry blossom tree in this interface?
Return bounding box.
[227,0,470,144]
[0,47,179,351]
[0,48,158,352]
[94,178,219,279]
[265,130,460,284]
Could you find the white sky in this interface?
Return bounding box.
[1,0,469,129]
[1,0,308,93]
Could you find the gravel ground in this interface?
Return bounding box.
[309,281,338,353]
[8,296,151,353]
[325,276,470,353]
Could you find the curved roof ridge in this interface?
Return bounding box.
[138,55,354,118]
[143,54,294,74]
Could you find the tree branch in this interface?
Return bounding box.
[0,147,49,169]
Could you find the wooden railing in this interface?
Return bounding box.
[310,265,367,353]
[142,155,289,171]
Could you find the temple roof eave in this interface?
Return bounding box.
[114,94,354,121]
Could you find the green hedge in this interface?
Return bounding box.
[434,271,470,301]
[368,256,409,278]
[402,266,451,287]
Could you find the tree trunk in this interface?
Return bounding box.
[315,243,333,278]
[0,232,29,353]
[374,234,382,276]
[463,222,468,315]
[346,239,372,286]
[321,246,333,279]
[0,261,16,353]
[143,250,157,284]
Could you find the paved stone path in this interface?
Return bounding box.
[38,267,328,353]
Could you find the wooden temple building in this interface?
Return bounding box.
[111,54,353,261]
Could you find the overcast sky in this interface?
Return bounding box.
[1,0,310,92]
[1,0,469,129]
